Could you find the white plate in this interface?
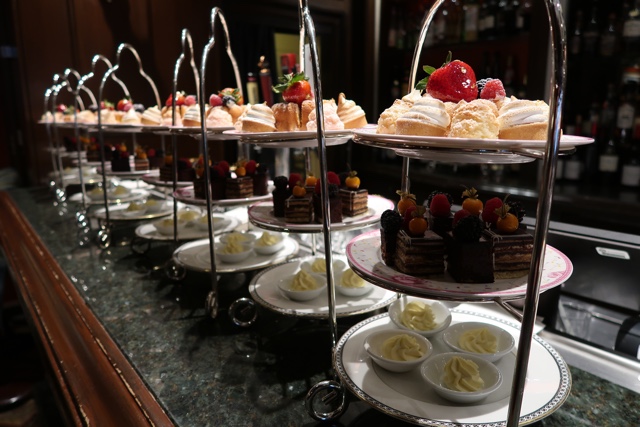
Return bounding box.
[68,188,148,205]
[247,195,394,233]
[91,202,173,221]
[97,168,152,178]
[141,171,192,188]
[346,229,572,302]
[173,186,272,207]
[335,310,571,426]
[352,127,594,150]
[223,129,352,147]
[88,123,143,132]
[139,125,170,132]
[135,213,239,241]
[248,256,398,318]
[391,148,536,164]
[173,233,299,273]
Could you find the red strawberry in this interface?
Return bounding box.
[209,94,223,107]
[245,160,257,175]
[272,72,312,105]
[56,104,67,112]
[403,205,418,231]
[480,79,506,101]
[452,209,471,227]
[289,173,302,189]
[327,171,341,186]
[482,197,503,225]
[218,160,230,174]
[117,98,132,112]
[147,148,156,157]
[417,52,477,103]
[184,95,197,106]
[429,194,451,218]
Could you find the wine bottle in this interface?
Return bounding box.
[599,13,619,57]
[598,132,620,183]
[570,10,584,57]
[621,143,640,187]
[581,4,600,56]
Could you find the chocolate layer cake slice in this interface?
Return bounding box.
[340,188,368,216]
[394,229,445,276]
[443,232,494,283]
[285,195,313,223]
[483,227,533,279]
[226,176,253,199]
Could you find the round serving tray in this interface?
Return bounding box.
[223,129,352,148]
[346,229,572,302]
[173,186,272,207]
[248,255,398,319]
[247,195,394,234]
[334,310,571,426]
[172,232,299,274]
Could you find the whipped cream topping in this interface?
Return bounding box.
[206,106,233,127]
[77,110,96,123]
[121,108,141,124]
[183,105,201,125]
[337,93,366,125]
[402,89,423,105]
[242,103,276,130]
[142,106,162,125]
[100,109,117,124]
[399,96,450,129]
[498,99,549,129]
[307,99,345,131]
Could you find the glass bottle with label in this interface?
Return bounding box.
[581,4,600,56]
[621,143,640,187]
[569,10,583,57]
[599,13,619,58]
[598,132,621,183]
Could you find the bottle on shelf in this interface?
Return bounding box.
[516,0,532,32]
[563,120,583,181]
[597,132,621,184]
[387,4,398,48]
[462,0,480,42]
[246,73,259,105]
[622,0,640,63]
[495,0,508,37]
[620,142,640,187]
[599,13,619,58]
[581,4,600,57]
[483,0,498,39]
[569,9,584,57]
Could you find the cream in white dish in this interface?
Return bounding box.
[400,301,438,332]
[458,327,498,354]
[380,333,425,362]
[290,270,321,291]
[443,355,485,392]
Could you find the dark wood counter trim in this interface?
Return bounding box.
[0,191,174,427]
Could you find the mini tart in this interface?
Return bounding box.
[498,99,549,140]
[182,105,202,127]
[205,106,233,127]
[306,99,344,131]
[141,106,163,125]
[337,93,367,129]
[300,100,315,130]
[272,102,300,131]
[242,103,276,132]
[395,96,450,137]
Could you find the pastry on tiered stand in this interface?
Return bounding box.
[339,170,368,216]
[133,147,149,171]
[337,93,367,129]
[111,143,131,172]
[285,181,313,224]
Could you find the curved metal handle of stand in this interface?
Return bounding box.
[170,29,201,249]
[51,77,70,193]
[43,85,63,196]
[305,380,348,421]
[78,54,130,104]
[228,297,258,327]
[199,7,243,319]
[63,68,90,211]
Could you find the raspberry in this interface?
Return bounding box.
[452,215,484,242]
[452,209,471,227]
[476,78,492,94]
[327,171,341,186]
[289,173,302,189]
[245,160,257,175]
[480,79,506,101]
[427,190,454,207]
[381,210,403,233]
[218,161,230,174]
[429,194,451,218]
[482,197,503,225]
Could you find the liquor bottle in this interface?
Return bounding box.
[581,5,600,56]
[569,10,584,57]
[483,0,498,39]
[621,143,640,187]
[516,0,532,33]
[599,14,619,57]
[445,0,463,44]
[462,0,480,42]
[622,0,640,57]
[598,132,621,183]
[495,0,508,37]
[246,73,259,105]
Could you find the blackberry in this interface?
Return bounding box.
[274,175,289,190]
[476,78,493,95]
[380,209,402,233]
[452,215,484,242]
[426,190,454,207]
[506,201,526,223]
[222,95,237,107]
[133,103,145,113]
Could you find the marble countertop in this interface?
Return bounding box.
[5,187,639,427]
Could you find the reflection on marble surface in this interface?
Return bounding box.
[6,187,640,427]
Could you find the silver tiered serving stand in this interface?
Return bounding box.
[162,28,200,282]
[95,43,161,249]
[326,0,579,426]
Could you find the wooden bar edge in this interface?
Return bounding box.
[0,191,174,427]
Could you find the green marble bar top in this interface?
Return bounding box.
[5,187,639,427]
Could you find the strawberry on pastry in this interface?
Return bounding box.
[272,72,312,105]
[416,51,478,103]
